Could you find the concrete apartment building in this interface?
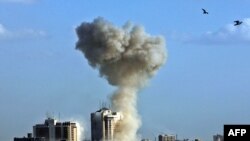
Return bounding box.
[91,107,123,141]
[33,118,77,141]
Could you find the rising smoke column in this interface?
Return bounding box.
[75,17,167,141]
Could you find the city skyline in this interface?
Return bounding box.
[13,108,223,141]
[1,0,250,141]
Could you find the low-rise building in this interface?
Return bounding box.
[158,134,176,141]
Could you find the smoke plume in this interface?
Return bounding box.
[75,17,167,141]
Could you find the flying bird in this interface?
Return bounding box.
[234,20,243,26]
[202,9,208,14]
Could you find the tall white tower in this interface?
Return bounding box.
[91,107,123,141]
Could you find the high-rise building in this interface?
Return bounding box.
[33,118,77,141]
[158,134,175,141]
[91,107,123,141]
[213,134,224,141]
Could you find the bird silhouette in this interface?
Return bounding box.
[234,20,243,26]
[202,9,208,14]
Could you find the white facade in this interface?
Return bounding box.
[91,108,123,141]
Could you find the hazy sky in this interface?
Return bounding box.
[1,0,250,141]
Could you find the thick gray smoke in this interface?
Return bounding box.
[76,17,167,141]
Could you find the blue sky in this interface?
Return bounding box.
[1,0,250,140]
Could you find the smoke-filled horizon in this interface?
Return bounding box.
[75,17,167,141]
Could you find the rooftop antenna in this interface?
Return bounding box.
[99,101,101,109]
[52,111,55,119]
[58,112,61,121]
[104,102,107,108]
[101,101,107,108]
[46,112,50,119]
[109,103,111,109]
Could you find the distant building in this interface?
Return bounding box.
[213,134,224,141]
[175,139,189,141]
[33,118,77,141]
[91,107,123,141]
[141,139,151,141]
[14,133,45,141]
[158,134,176,141]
